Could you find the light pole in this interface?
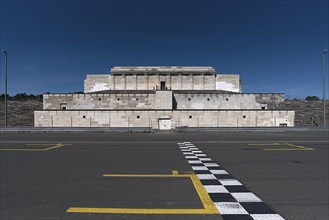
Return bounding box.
[323,49,327,127]
[1,50,8,127]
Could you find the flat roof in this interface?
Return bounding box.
[110,66,216,73]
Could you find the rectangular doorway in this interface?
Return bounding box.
[160,81,166,90]
[158,118,171,130]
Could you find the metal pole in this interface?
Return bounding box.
[323,49,327,127]
[2,50,8,127]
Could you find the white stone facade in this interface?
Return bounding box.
[84,66,241,93]
[34,66,295,129]
[35,110,294,128]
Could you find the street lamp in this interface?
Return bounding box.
[1,50,8,127]
[323,49,327,127]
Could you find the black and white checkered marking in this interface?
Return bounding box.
[178,142,285,220]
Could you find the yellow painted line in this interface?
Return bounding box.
[103,174,189,178]
[248,143,315,151]
[265,148,311,151]
[69,173,219,215]
[0,148,44,151]
[0,143,70,151]
[248,143,286,146]
[286,143,314,150]
[265,143,314,151]
[189,174,218,214]
[43,143,70,151]
[67,207,214,214]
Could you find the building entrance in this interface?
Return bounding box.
[160,81,166,90]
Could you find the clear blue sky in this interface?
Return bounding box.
[0,0,328,99]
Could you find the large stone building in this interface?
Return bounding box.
[34,66,294,129]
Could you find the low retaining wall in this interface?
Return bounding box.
[34,110,295,129]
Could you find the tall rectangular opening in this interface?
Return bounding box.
[160,81,166,90]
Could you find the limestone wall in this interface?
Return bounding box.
[44,92,283,111]
[43,91,173,110]
[34,110,295,128]
[84,72,239,93]
[84,75,111,93]
[216,75,241,92]
[43,93,155,110]
[174,93,283,110]
[255,93,285,108]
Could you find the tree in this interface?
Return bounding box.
[14,93,29,101]
[305,96,320,101]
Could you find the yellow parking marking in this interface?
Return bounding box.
[248,143,283,146]
[43,143,70,151]
[248,143,314,151]
[265,143,314,151]
[67,207,215,214]
[0,148,46,151]
[0,143,70,151]
[67,171,218,215]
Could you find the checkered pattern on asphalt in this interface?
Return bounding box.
[178,142,286,220]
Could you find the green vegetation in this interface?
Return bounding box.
[305,96,320,101]
[0,93,43,102]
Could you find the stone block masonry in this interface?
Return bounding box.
[84,66,241,93]
[34,66,295,129]
[34,110,294,128]
[43,91,283,111]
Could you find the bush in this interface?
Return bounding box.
[305,96,320,101]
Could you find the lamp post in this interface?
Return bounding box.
[323,49,327,127]
[1,50,8,127]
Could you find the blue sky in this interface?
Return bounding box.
[0,0,328,99]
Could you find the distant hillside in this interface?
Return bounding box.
[0,100,42,126]
[0,100,328,127]
[277,100,329,127]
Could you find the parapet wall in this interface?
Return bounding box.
[43,91,172,110]
[34,110,295,128]
[174,93,283,110]
[43,92,283,111]
[216,75,241,93]
[84,73,241,93]
[84,75,111,93]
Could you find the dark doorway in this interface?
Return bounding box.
[160,81,166,90]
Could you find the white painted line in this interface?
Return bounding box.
[185,156,198,159]
[188,160,203,164]
[188,148,199,150]
[231,192,262,202]
[250,214,285,220]
[183,152,194,155]
[199,158,212,161]
[204,185,229,193]
[209,170,228,175]
[191,166,208,170]
[203,163,220,167]
[181,149,191,152]
[195,153,207,157]
[197,174,217,180]
[219,179,243,186]
[192,150,202,153]
[214,202,248,214]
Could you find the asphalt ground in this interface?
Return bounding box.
[0,131,328,220]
